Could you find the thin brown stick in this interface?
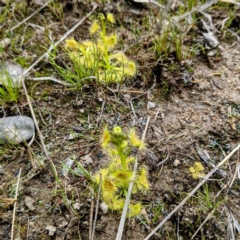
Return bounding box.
[228,149,239,190]
[32,76,73,86]
[91,174,102,240]
[172,0,218,22]
[144,142,240,240]
[10,1,50,31]
[21,4,97,78]
[116,117,151,240]
[89,189,94,240]
[11,168,22,240]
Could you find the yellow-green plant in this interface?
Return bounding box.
[189,162,205,179]
[0,64,20,106]
[94,126,149,217]
[64,13,136,84]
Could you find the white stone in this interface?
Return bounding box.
[100,201,108,214]
[0,116,34,144]
[45,225,56,236]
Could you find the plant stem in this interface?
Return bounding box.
[101,20,110,69]
[117,146,127,169]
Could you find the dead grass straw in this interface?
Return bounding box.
[10,1,50,31]
[11,168,22,240]
[89,189,94,240]
[91,174,102,240]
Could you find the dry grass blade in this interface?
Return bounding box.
[11,168,22,240]
[172,0,218,22]
[116,117,151,240]
[89,189,94,240]
[32,76,74,86]
[91,174,102,240]
[227,149,239,191]
[21,3,98,78]
[144,142,240,240]
[10,1,50,31]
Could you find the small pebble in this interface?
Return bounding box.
[147,101,156,109]
[173,159,180,167]
[100,201,108,214]
[45,225,56,236]
[0,164,5,175]
[73,202,82,210]
[0,38,11,48]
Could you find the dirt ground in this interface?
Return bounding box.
[0,0,240,239]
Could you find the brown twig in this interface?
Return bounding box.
[10,1,50,31]
[91,174,102,240]
[89,189,94,240]
[227,149,239,191]
[11,168,22,240]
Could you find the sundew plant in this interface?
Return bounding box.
[94,126,150,217]
[64,13,136,84]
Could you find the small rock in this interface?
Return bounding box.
[62,157,74,177]
[73,202,82,210]
[0,61,28,87]
[59,221,68,228]
[173,159,180,167]
[67,132,78,140]
[76,99,83,106]
[0,38,11,48]
[45,225,56,236]
[207,49,218,57]
[0,116,35,144]
[123,94,131,102]
[25,196,35,210]
[100,201,108,214]
[82,154,93,165]
[147,101,156,109]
